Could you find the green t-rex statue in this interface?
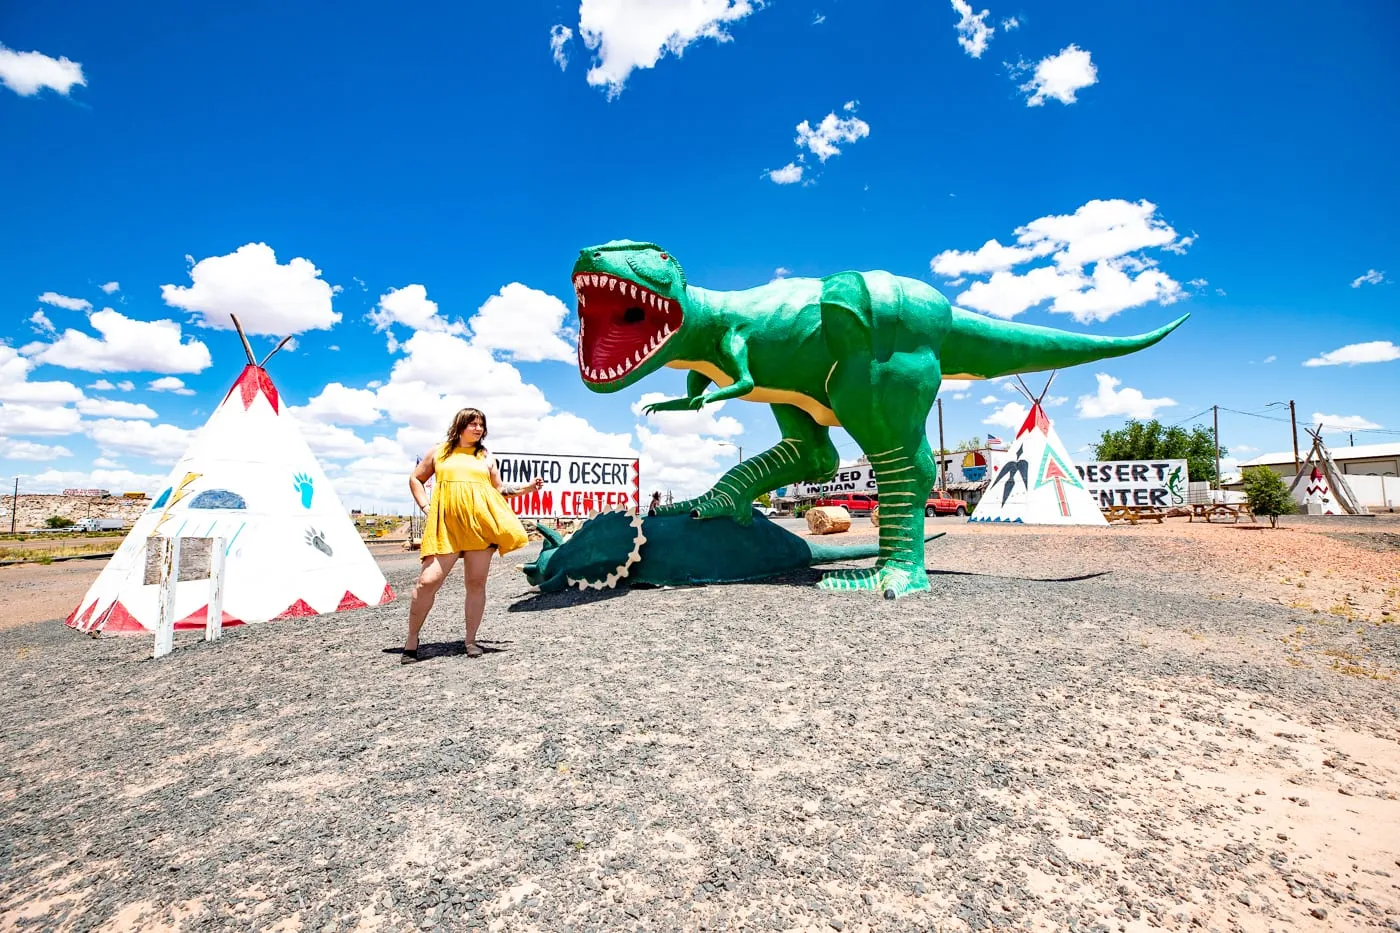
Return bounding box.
[571,240,1187,598]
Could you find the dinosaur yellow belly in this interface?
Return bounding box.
[667,360,841,427]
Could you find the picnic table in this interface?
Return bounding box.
[1186,502,1255,523]
[1102,505,1166,524]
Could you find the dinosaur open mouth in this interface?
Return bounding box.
[573,272,681,384]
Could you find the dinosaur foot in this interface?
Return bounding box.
[653,494,752,524]
[818,563,929,600]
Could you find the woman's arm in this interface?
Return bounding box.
[488,457,544,497]
[409,447,437,512]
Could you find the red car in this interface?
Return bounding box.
[924,493,967,517]
[811,493,878,515]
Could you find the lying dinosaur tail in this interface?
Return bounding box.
[940,309,1188,381]
[807,530,945,566]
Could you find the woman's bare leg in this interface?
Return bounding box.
[406,553,457,651]
[463,549,493,649]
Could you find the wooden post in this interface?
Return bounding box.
[1213,405,1221,495]
[206,538,227,641]
[936,397,946,491]
[154,537,181,659]
[1289,400,1300,473]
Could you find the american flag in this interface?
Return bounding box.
[986,434,1004,447]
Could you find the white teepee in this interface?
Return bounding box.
[68,323,393,636]
[1287,428,1368,516]
[969,375,1106,526]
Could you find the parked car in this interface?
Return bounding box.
[924,492,968,517]
[753,505,780,517]
[811,493,878,515]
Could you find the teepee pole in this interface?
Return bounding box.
[229,315,257,365]
[259,336,293,367]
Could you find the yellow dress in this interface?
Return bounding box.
[421,444,528,557]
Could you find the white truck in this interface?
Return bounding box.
[74,517,126,532]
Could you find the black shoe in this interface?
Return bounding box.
[401,648,420,664]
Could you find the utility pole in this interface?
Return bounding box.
[936,397,946,491]
[1289,400,1300,473]
[1349,434,1354,447]
[1213,405,1222,493]
[9,477,16,536]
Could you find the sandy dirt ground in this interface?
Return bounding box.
[0,514,1397,932]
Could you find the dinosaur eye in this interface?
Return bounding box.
[593,252,602,259]
[659,253,668,260]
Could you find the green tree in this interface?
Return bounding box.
[952,437,982,452]
[1092,419,1224,484]
[44,515,75,529]
[1241,466,1296,528]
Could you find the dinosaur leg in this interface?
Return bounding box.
[655,404,839,523]
[814,272,942,599]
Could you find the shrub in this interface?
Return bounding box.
[1242,467,1297,528]
[44,515,75,529]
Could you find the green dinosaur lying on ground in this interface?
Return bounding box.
[521,510,945,593]
[571,240,1186,598]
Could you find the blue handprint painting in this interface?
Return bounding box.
[293,472,314,509]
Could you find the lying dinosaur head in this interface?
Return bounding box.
[524,513,646,592]
[572,241,688,393]
[521,523,563,589]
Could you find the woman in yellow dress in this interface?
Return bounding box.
[403,408,543,663]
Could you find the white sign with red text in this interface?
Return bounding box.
[493,451,640,519]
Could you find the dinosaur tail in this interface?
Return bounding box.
[940,308,1188,381]
[806,529,945,566]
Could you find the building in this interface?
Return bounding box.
[1237,442,1400,478]
[1231,441,1400,511]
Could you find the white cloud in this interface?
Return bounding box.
[0,402,83,436]
[76,397,158,419]
[1303,340,1400,367]
[1311,412,1381,432]
[768,162,804,185]
[1262,355,1276,364]
[38,292,91,311]
[147,376,196,395]
[631,393,743,438]
[550,24,574,69]
[161,242,342,336]
[635,425,735,499]
[1001,16,1019,30]
[1350,269,1386,288]
[0,43,85,96]
[24,308,213,374]
[576,0,761,98]
[85,418,194,460]
[367,284,466,350]
[92,457,123,468]
[1233,444,1257,454]
[1015,44,1098,106]
[29,311,56,336]
[795,105,870,162]
[932,199,1188,322]
[100,281,120,294]
[931,238,1057,277]
[1076,373,1176,419]
[773,267,792,278]
[950,0,993,58]
[1161,233,1196,255]
[0,438,73,461]
[87,379,115,391]
[293,383,383,426]
[1187,277,1208,288]
[979,394,1000,404]
[468,283,576,363]
[982,401,1029,429]
[941,378,973,392]
[0,345,83,404]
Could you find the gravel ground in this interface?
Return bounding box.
[1,519,1398,932]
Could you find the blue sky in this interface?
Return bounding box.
[2,0,1397,510]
